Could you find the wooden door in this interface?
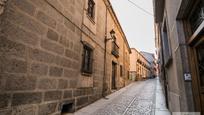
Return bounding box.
[195,37,204,113]
[112,62,116,90]
[191,36,204,113]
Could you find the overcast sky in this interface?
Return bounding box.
[110,0,155,53]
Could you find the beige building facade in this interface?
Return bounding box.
[0,0,131,114]
[141,52,157,78]
[103,0,131,95]
[154,0,204,113]
[130,48,150,81]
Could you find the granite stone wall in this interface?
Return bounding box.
[0,0,106,114]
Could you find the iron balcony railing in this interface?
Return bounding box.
[111,41,119,58]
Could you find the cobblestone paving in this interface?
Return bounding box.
[91,79,156,115]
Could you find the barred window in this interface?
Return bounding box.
[82,45,93,74]
[87,0,95,19]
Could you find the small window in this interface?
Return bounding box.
[87,0,95,19]
[81,45,93,74]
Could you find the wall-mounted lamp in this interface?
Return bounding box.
[105,29,115,42]
[110,29,115,38]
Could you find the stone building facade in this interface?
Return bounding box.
[130,48,150,81]
[154,0,204,113]
[103,0,131,95]
[141,52,156,78]
[0,0,131,114]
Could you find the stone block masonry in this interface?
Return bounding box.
[0,0,105,114]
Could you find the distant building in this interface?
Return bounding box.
[140,52,156,78]
[130,48,150,81]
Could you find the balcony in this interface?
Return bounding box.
[111,41,119,58]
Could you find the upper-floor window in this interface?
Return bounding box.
[81,44,93,74]
[87,0,95,19]
[189,1,204,33]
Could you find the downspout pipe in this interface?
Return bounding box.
[102,1,108,98]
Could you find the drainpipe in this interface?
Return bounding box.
[102,1,108,97]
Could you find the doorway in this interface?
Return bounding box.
[193,37,204,113]
[112,62,117,90]
[185,0,204,112]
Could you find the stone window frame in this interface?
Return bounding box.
[81,44,94,75]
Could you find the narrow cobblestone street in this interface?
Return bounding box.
[71,78,170,115]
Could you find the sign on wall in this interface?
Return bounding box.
[184,73,192,81]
